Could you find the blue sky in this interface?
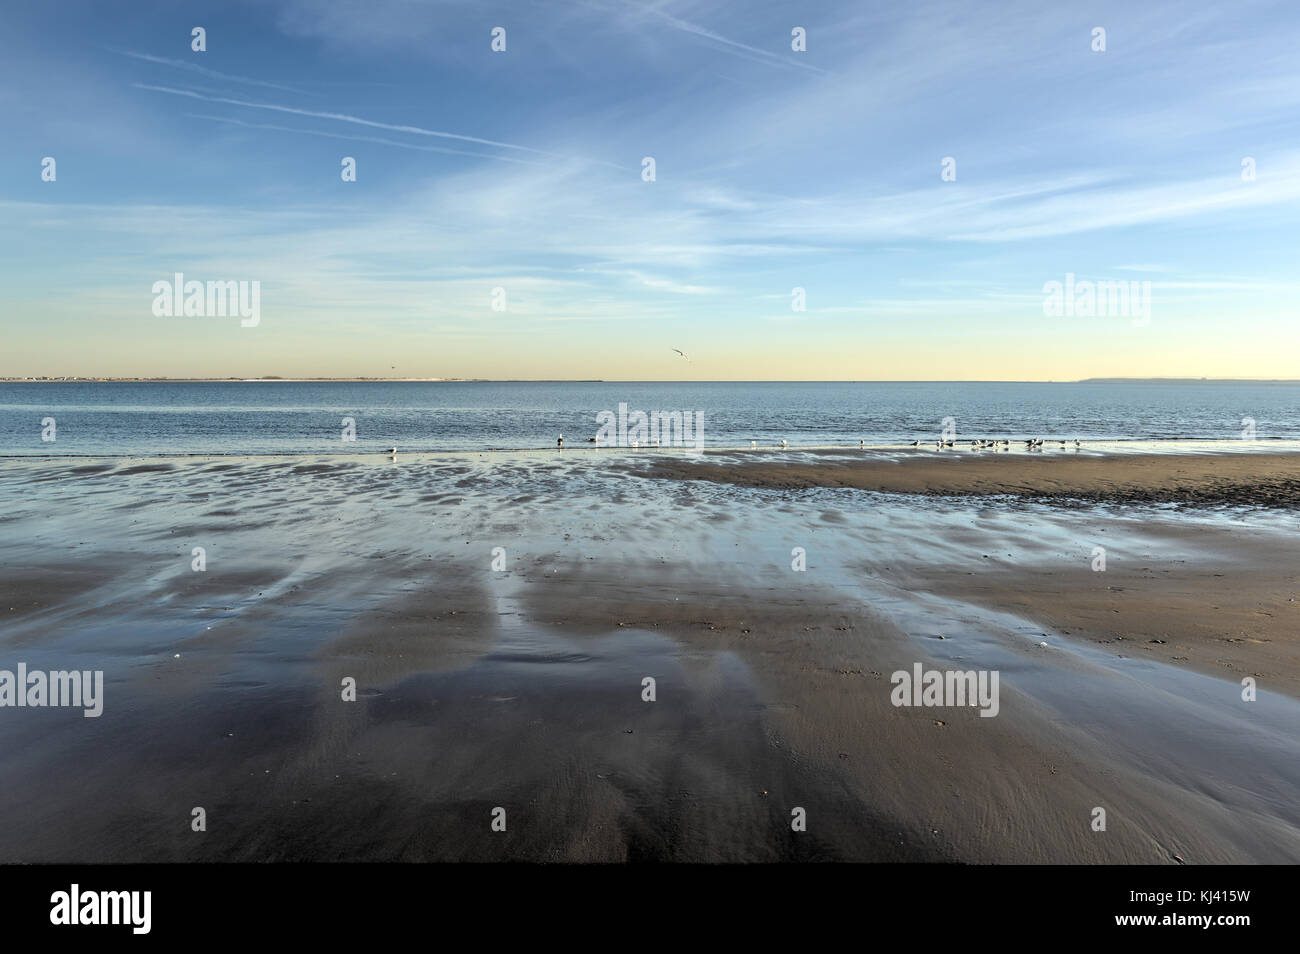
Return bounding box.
[2,0,1298,379]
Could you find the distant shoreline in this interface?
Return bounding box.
[0,377,598,384]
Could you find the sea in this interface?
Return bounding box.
[2,380,1298,456]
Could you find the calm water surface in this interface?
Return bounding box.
[2,380,1297,455]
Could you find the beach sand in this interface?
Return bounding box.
[643,448,1300,508]
[0,449,1297,862]
[642,450,1300,691]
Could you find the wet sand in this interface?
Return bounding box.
[643,449,1300,508]
[896,533,1300,694]
[0,452,1297,862]
[641,449,1300,693]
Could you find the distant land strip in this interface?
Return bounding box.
[4,376,1300,384]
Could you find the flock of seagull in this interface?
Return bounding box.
[383,437,1084,458]
[908,438,1081,451]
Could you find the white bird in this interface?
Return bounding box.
[386,446,397,458]
[751,440,757,449]
[557,435,564,448]
[781,439,788,447]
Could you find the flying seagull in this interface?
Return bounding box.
[672,349,689,361]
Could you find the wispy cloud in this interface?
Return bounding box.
[113,50,307,95]
[617,0,829,74]
[582,267,723,295]
[135,84,623,168]
[192,114,548,166]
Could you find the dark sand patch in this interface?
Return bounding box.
[314,571,499,684]
[510,561,1296,863]
[0,563,118,623]
[642,451,1300,508]
[116,463,178,475]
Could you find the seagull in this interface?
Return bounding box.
[672,349,689,361]
[557,435,564,448]
[910,440,920,447]
[386,446,397,458]
[751,440,757,449]
[781,439,788,448]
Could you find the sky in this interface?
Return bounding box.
[2,0,1298,381]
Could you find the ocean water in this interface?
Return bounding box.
[2,380,1298,456]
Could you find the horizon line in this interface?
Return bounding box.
[5,376,1300,385]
